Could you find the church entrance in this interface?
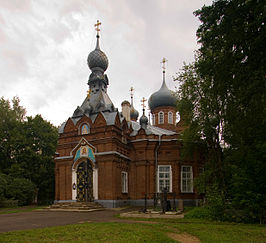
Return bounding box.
[76,160,93,202]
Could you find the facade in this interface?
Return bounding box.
[54,26,203,208]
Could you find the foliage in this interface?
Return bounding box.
[175,0,266,223]
[0,97,58,205]
[6,177,36,206]
[0,173,8,201]
[184,206,213,220]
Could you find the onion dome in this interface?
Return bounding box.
[139,112,148,129]
[130,107,139,120]
[87,35,109,72]
[148,73,176,111]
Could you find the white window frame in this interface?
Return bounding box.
[181,165,193,193]
[121,171,128,193]
[152,114,155,125]
[168,111,173,124]
[157,165,172,193]
[158,111,164,124]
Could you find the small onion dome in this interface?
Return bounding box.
[87,36,109,72]
[130,106,139,120]
[121,100,130,106]
[139,113,148,129]
[148,80,176,110]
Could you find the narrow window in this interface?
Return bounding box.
[158,165,172,192]
[121,171,128,193]
[158,111,164,124]
[168,111,173,124]
[181,166,193,193]
[81,124,90,135]
[152,114,155,125]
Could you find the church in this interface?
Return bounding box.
[54,21,203,208]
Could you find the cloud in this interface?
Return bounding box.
[0,0,213,125]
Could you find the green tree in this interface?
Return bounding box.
[0,97,58,205]
[176,0,266,222]
[0,97,26,172]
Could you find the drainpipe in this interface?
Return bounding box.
[155,135,161,202]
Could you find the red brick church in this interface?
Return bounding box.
[54,22,203,208]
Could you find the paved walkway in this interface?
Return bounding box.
[0,208,132,233]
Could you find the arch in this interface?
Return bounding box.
[158,111,164,124]
[168,111,173,124]
[72,158,98,201]
[79,123,90,135]
[72,145,98,201]
[152,114,155,125]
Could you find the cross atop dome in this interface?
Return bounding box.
[130,87,134,99]
[141,97,147,110]
[94,20,101,37]
[161,57,168,72]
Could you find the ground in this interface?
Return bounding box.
[0,207,265,242]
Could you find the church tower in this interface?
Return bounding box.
[148,58,177,131]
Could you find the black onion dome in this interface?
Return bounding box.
[148,80,176,110]
[87,36,108,72]
[139,113,148,127]
[130,106,139,120]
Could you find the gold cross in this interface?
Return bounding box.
[87,89,91,98]
[140,97,147,109]
[161,57,167,71]
[130,87,134,98]
[94,20,101,35]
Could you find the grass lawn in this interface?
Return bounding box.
[0,218,265,243]
[0,222,175,243]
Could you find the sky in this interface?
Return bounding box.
[0,0,213,126]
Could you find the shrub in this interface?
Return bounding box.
[6,178,36,206]
[0,173,9,201]
[185,206,213,220]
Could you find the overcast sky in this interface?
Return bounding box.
[0,0,213,126]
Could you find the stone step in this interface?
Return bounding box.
[47,202,104,212]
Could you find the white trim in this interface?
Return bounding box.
[55,155,73,160]
[70,137,97,156]
[157,165,172,192]
[93,167,98,199]
[95,151,130,160]
[72,168,77,200]
[168,111,173,124]
[158,111,164,124]
[152,114,155,125]
[121,171,128,193]
[181,165,193,193]
[71,161,98,201]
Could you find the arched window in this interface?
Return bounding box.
[152,114,155,125]
[80,123,90,135]
[158,111,164,124]
[168,111,173,124]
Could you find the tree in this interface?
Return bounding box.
[0,97,58,205]
[176,0,266,222]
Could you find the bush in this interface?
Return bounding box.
[6,178,36,206]
[0,200,18,207]
[0,173,8,201]
[185,206,213,220]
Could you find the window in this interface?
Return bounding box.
[152,114,155,125]
[181,166,193,193]
[158,165,172,192]
[158,111,164,124]
[168,111,173,124]
[81,124,90,135]
[121,171,128,193]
